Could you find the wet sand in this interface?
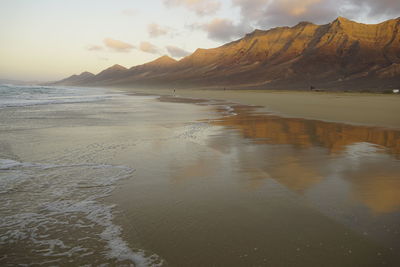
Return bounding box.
[109,94,400,266]
[1,88,400,266]
[121,88,400,129]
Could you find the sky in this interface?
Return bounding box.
[0,0,399,81]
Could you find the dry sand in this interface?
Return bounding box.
[121,88,400,129]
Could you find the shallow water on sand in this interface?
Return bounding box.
[0,87,399,266]
[112,96,400,266]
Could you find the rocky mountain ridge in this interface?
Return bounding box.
[54,17,400,91]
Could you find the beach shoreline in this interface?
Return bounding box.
[2,84,399,266]
[107,90,400,266]
[116,87,400,129]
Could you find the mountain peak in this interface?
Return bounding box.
[157,55,177,63]
[294,21,315,27]
[147,55,177,66]
[53,71,95,85]
[108,64,127,71]
[96,64,128,77]
[336,16,349,21]
[332,16,355,25]
[79,71,94,77]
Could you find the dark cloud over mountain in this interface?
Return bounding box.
[233,0,400,29]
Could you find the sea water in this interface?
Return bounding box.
[0,84,112,108]
[0,84,163,266]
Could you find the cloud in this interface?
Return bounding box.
[121,8,137,16]
[166,45,191,58]
[232,0,335,28]
[284,0,322,16]
[202,18,252,42]
[339,0,400,20]
[163,0,221,16]
[140,41,161,54]
[148,23,169,37]
[87,45,103,51]
[103,38,134,53]
[232,0,269,22]
[258,0,333,27]
[232,0,400,29]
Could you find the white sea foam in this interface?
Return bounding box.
[0,84,114,109]
[220,104,237,116]
[0,158,26,169]
[0,159,163,266]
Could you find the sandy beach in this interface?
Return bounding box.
[121,88,400,129]
[1,85,400,266]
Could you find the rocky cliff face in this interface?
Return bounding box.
[55,17,400,90]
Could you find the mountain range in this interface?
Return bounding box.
[53,17,400,91]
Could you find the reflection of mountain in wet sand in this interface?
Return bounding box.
[210,105,400,214]
[343,167,400,214]
[268,156,323,193]
[212,106,400,156]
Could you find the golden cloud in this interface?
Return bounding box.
[148,23,169,37]
[103,38,134,53]
[140,41,161,54]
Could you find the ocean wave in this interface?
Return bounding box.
[0,159,163,266]
[0,84,113,109]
